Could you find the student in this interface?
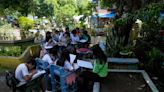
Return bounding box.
[15,59,37,82]
[56,50,73,71]
[79,30,90,48]
[42,46,59,65]
[44,31,56,47]
[56,50,76,85]
[80,30,90,43]
[70,29,79,45]
[58,32,71,52]
[15,59,45,92]
[79,44,108,92]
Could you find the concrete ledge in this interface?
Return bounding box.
[107,58,139,69]
[107,58,139,64]
[0,37,34,44]
[0,45,40,69]
[93,82,100,92]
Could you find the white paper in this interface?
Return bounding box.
[73,63,80,70]
[69,54,76,64]
[32,70,46,80]
[79,39,87,43]
[77,60,93,69]
[44,45,53,49]
[16,81,27,87]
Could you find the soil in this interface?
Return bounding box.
[101,72,152,92]
[0,72,164,92]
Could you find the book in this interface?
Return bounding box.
[69,54,76,64]
[77,60,93,69]
[32,70,46,80]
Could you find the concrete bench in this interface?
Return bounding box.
[107,58,139,69]
[93,82,100,92]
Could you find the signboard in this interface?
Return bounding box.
[92,0,97,3]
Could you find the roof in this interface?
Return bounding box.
[93,9,116,18]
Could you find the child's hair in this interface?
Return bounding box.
[49,46,58,56]
[26,59,37,67]
[45,31,52,42]
[91,44,107,64]
[57,50,70,66]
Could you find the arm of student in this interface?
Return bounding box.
[24,70,36,81]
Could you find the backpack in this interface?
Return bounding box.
[5,71,19,92]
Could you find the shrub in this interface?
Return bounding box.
[18,16,34,31]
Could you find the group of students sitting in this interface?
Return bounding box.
[13,27,108,92]
[34,27,91,49]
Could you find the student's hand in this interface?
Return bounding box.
[31,69,37,75]
[48,39,52,43]
[24,70,37,81]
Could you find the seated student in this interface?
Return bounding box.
[56,50,74,71]
[42,46,59,65]
[78,44,108,92]
[79,30,90,48]
[15,59,37,82]
[56,50,77,85]
[70,29,79,45]
[80,30,90,43]
[58,32,71,53]
[58,32,71,46]
[15,59,45,92]
[52,29,60,42]
[44,31,57,47]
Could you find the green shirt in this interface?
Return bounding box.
[92,59,108,77]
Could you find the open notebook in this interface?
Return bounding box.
[77,60,93,69]
[32,70,46,80]
[16,70,46,87]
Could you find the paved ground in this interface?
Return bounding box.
[0,72,154,92]
[0,73,11,92]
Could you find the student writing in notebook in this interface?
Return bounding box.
[56,50,74,71]
[15,59,45,91]
[78,44,108,92]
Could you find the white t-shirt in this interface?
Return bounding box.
[70,33,79,44]
[15,63,29,82]
[42,54,53,64]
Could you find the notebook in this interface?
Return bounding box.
[77,60,93,69]
[32,70,46,80]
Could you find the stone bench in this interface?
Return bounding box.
[107,58,139,69]
[93,82,100,92]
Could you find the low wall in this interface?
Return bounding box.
[0,37,34,44]
[0,45,40,69]
[107,58,139,69]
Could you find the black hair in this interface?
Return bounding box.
[65,27,69,32]
[45,31,52,42]
[72,29,77,34]
[91,44,107,64]
[57,50,70,67]
[83,30,88,35]
[49,46,58,56]
[76,27,79,30]
[26,59,37,67]
[64,32,70,37]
